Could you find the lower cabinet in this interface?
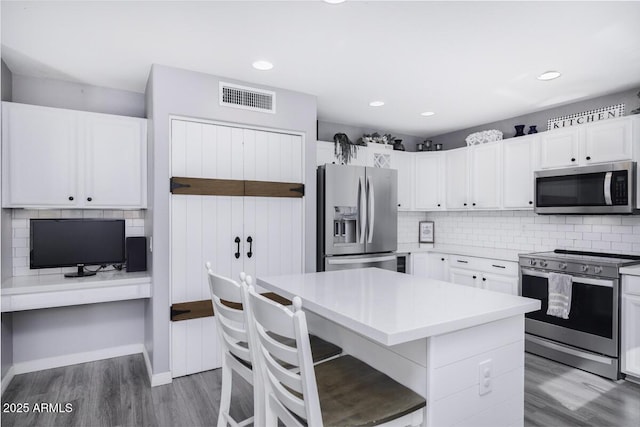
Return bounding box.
[449,267,478,287]
[449,267,518,295]
[622,275,640,378]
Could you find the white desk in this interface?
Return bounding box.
[1,271,151,312]
[258,268,540,427]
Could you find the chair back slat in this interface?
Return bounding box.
[225,337,252,364]
[258,338,303,393]
[248,288,323,426]
[214,301,245,324]
[216,308,249,342]
[268,395,305,427]
[208,270,243,302]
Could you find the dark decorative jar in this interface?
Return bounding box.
[528,125,538,134]
[514,125,526,137]
[393,139,405,151]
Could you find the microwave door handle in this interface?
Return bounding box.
[604,172,613,205]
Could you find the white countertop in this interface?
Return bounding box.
[257,268,539,346]
[397,243,521,262]
[1,271,151,312]
[620,264,640,276]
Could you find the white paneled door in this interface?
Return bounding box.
[170,118,304,377]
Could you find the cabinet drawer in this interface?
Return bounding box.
[475,258,519,276]
[623,275,640,296]
[449,255,480,270]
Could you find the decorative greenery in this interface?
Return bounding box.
[333,133,359,165]
[360,132,396,145]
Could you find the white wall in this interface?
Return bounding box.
[145,64,317,376]
[425,210,640,254]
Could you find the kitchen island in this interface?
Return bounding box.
[257,268,540,427]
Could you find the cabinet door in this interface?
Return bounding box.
[411,253,429,277]
[415,153,445,210]
[392,151,413,210]
[365,144,394,168]
[171,120,244,180]
[448,267,478,287]
[470,143,501,209]
[539,128,579,169]
[245,130,303,183]
[427,253,449,281]
[445,148,469,209]
[84,113,146,208]
[622,294,640,377]
[317,140,338,166]
[2,102,78,207]
[481,273,518,295]
[503,137,537,209]
[171,194,243,377]
[583,119,633,165]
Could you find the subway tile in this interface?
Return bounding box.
[13,257,27,267]
[574,240,592,248]
[13,209,39,219]
[13,267,37,276]
[565,232,582,240]
[622,234,640,243]
[556,239,574,247]
[556,224,574,232]
[103,210,125,219]
[534,216,550,224]
[12,219,28,229]
[549,231,566,239]
[83,210,105,218]
[13,228,28,238]
[601,233,622,242]
[38,210,62,219]
[583,217,603,225]
[612,242,633,252]
[622,217,640,225]
[565,217,583,224]
[549,216,566,224]
[14,247,29,257]
[601,216,622,225]
[60,210,84,218]
[592,241,611,250]
[12,238,28,248]
[592,225,612,233]
[575,225,593,233]
[582,232,602,241]
[611,225,633,234]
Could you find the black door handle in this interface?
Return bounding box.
[247,236,253,258]
[234,237,241,259]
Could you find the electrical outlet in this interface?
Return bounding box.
[478,359,492,396]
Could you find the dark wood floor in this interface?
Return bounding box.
[1,353,639,427]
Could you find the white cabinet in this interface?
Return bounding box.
[414,153,446,210]
[622,275,640,378]
[392,151,414,210]
[539,117,636,169]
[449,267,478,287]
[170,119,304,377]
[445,148,469,209]
[503,136,538,209]
[448,255,519,295]
[481,272,518,295]
[411,253,429,277]
[539,128,579,169]
[2,102,147,209]
[582,118,633,165]
[470,142,501,209]
[427,253,449,281]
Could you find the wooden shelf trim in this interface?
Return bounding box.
[170,177,304,198]
[170,292,292,321]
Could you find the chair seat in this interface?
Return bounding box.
[314,355,426,427]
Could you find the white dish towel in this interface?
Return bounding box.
[547,272,573,319]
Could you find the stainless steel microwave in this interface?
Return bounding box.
[535,161,636,214]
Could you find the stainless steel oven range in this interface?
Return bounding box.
[519,249,640,380]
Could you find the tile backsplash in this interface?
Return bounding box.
[11,209,145,277]
[423,210,640,255]
[398,211,431,244]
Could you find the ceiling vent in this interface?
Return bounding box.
[219,82,276,114]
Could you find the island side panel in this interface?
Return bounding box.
[426,315,525,427]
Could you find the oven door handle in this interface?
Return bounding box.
[521,268,615,288]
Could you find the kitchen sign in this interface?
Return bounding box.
[547,104,625,130]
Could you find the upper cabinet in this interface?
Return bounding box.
[470,142,502,209]
[391,151,414,210]
[414,152,445,210]
[539,116,636,169]
[503,135,538,209]
[2,102,147,209]
[445,148,469,209]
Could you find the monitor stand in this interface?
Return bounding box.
[64,265,97,278]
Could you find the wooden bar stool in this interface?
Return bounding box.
[245,286,426,427]
[205,265,342,427]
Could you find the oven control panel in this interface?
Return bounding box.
[519,257,619,279]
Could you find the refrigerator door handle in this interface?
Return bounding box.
[367,176,375,244]
[358,176,366,244]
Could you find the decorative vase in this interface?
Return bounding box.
[528,125,538,134]
[514,125,525,137]
[393,139,405,151]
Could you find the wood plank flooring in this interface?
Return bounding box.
[1,353,639,427]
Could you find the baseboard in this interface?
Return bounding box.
[142,347,172,387]
[1,366,15,396]
[13,344,145,375]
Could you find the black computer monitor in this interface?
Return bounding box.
[30,219,125,278]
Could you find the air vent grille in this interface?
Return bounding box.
[219,82,276,113]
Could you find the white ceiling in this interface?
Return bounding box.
[2,1,640,138]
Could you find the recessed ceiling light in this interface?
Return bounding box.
[252,60,274,71]
[369,101,385,107]
[324,0,346,4]
[537,71,561,81]
[420,111,435,117]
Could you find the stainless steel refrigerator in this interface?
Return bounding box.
[317,164,398,271]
